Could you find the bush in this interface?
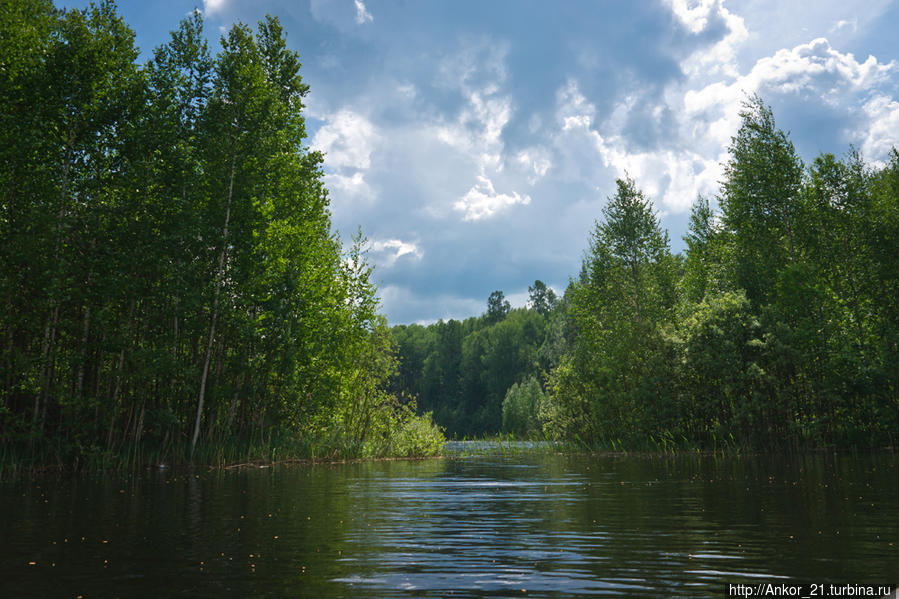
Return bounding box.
[502,375,544,437]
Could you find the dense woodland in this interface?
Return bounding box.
[0,1,443,466]
[390,283,561,437]
[391,99,899,449]
[2,2,897,468]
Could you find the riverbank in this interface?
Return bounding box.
[6,432,894,480]
[0,428,445,479]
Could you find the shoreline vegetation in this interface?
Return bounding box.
[388,107,898,452]
[2,3,897,477]
[6,434,894,480]
[1,2,443,475]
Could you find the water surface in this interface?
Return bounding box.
[2,449,897,597]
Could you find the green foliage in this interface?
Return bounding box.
[528,280,558,316]
[720,95,804,304]
[390,298,556,438]
[486,290,511,324]
[537,97,899,450]
[502,375,544,437]
[0,5,442,467]
[542,176,679,443]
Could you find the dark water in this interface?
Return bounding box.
[2,449,897,597]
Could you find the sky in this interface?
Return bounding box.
[60,0,899,324]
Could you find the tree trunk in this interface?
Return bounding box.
[192,154,236,454]
[76,304,92,398]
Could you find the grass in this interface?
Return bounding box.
[0,426,445,480]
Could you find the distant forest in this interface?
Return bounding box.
[2,2,897,469]
[391,98,899,449]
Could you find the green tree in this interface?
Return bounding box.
[547,176,678,443]
[720,95,804,305]
[486,290,511,324]
[502,375,544,437]
[680,194,724,303]
[528,280,557,316]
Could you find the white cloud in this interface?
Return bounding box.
[370,239,423,268]
[682,37,898,162]
[309,0,374,31]
[312,110,377,170]
[435,90,511,172]
[830,18,857,35]
[552,80,720,212]
[397,83,417,100]
[416,39,536,221]
[325,171,374,201]
[311,110,379,201]
[557,79,596,130]
[454,175,531,221]
[666,0,719,34]
[861,95,899,165]
[202,0,227,15]
[670,0,748,78]
[549,26,899,216]
[516,148,552,185]
[354,0,373,25]
[749,38,892,96]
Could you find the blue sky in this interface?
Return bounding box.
[60,0,899,324]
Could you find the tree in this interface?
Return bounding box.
[528,280,557,316]
[0,7,445,463]
[720,95,803,305]
[681,194,719,303]
[486,290,511,324]
[546,176,678,442]
[502,375,544,437]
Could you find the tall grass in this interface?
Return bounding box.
[0,424,445,479]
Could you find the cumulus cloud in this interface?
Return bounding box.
[370,239,423,268]
[310,0,374,31]
[202,0,227,15]
[549,7,899,216]
[423,39,537,221]
[551,80,716,212]
[454,175,531,221]
[312,110,377,169]
[861,95,899,164]
[830,18,857,35]
[669,0,748,78]
[354,0,373,25]
[325,171,374,201]
[682,37,898,162]
[435,90,511,172]
[311,110,379,201]
[434,41,513,176]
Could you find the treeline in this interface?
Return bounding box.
[0,1,442,466]
[393,97,898,449]
[389,283,564,437]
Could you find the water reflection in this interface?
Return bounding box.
[0,451,896,597]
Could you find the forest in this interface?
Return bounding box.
[390,100,899,450]
[0,1,443,467]
[2,2,897,471]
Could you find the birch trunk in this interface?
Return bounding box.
[192,154,236,454]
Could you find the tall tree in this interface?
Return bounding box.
[486,290,511,324]
[548,176,678,442]
[720,95,804,305]
[528,280,557,316]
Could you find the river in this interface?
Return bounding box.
[2,446,897,597]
